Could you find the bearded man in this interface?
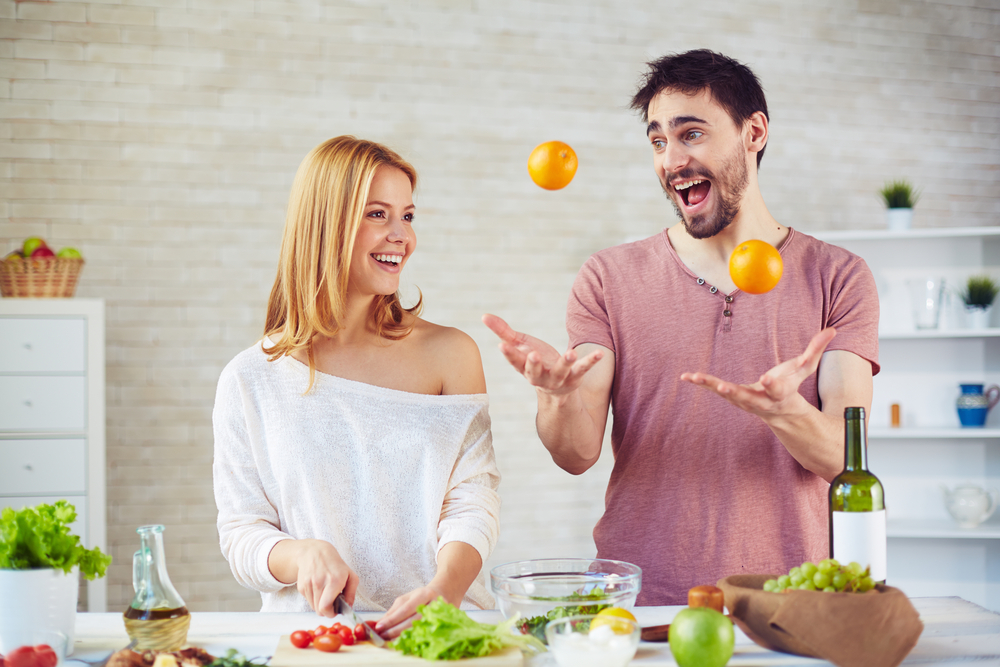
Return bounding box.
[484,50,880,604]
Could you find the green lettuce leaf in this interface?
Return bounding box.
[0,501,111,580]
[391,599,545,660]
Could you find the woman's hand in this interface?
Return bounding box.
[374,584,449,639]
[268,539,359,618]
[375,542,481,639]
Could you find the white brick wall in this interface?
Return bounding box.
[2,0,997,611]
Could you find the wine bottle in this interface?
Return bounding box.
[829,407,886,583]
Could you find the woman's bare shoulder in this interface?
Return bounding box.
[411,318,486,395]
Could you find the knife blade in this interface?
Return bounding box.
[334,593,386,648]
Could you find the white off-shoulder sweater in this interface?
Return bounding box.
[212,341,501,612]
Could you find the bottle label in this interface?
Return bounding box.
[832,510,887,581]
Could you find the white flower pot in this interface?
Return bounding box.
[0,568,78,656]
[886,208,913,231]
[966,305,993,329]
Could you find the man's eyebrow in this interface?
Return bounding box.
[646,115,709,135]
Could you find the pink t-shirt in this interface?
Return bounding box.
[567,228,879,605]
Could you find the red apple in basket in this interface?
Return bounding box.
[31,246,55,258]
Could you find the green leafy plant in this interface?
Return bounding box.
[879,180,919,209]
[960,275,999,308]
[207,649,268,667]
[391,599,545,660]
[0,500,112,580]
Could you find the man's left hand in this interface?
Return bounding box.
[680,327,837,417]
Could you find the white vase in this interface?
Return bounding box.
[0,568,78,656]
[886,208,913,231]
[966,305,993,329]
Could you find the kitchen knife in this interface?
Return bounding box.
[334,593,386,648]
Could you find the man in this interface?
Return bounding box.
[483,49,879,604]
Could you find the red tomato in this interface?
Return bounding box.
[366,620,378,629]
[336,627,354,646]
[353,623,367,641]
[5,646,38,667]
[313,634,342,653]
[330,622,343,632]
[32,646,56,667]
[290,630,312,649]
[314,625,328,636]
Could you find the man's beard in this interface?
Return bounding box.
[664,144,749,240]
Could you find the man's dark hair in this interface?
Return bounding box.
[630,49,769,167]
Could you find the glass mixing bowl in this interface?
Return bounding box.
[490,558,641,626]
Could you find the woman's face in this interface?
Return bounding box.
[348,165,416,298]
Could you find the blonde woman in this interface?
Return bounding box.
[213,136,500,638]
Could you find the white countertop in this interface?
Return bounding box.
[70,597,1000,666]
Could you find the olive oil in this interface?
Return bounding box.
[124,605,191,651]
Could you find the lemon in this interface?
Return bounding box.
[589,607,637,635]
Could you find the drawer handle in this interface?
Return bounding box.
[23,400,32,407]
[23,343,31,350]
[24,465,32,471]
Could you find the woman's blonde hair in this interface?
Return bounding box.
[263,136,422,389]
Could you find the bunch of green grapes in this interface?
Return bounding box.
[763,559,876,593]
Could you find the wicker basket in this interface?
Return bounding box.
[0,256,85,298]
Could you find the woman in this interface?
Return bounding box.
[213,136,500,638]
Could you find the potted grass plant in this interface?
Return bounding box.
[960,275,999,329]
[879,180,919,231]
[0,501,111,656]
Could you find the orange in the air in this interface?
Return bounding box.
[527,141,578,190]
[729,239,783,294]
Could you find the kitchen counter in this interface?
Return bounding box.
[70,597,1000,666]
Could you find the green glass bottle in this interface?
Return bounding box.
[829,407,886,583]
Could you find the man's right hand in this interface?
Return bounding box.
[481,313,604,395]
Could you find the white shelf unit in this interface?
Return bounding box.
[0,298,107,611]
[813,227,1000,611]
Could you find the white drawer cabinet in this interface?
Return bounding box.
[0,299,106,611]
[0,376,87,431]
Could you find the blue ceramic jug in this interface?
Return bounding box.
[957,383,1000,427]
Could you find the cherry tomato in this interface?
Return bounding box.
[313,634,342,653]
[330,622,344,632]
[336,626,354,646]
[33,647,56,667]
[353,623,367,641]
[4,646,38,667]
[366,620,378,629]
[314,625,328,636]
[290,630,312,649]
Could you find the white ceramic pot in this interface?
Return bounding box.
[0,568,78,655]
[886,208,913,231]
[966,305,993,329]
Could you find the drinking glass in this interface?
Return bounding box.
[906,277,945,330]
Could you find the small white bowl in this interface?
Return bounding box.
[545,614,639,667]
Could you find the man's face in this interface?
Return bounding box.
[646,88,750,239]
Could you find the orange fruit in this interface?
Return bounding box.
[527,141,577,190]
[729,239,783,294]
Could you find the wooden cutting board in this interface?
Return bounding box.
[270,636,523,666]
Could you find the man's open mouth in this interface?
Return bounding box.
[674,179,712,207]
[372,253,402,266]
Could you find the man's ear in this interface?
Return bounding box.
[745,111,768,154]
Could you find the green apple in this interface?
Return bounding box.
[668,607,735,667]
[57,247,82,259]
[22,237,47,256]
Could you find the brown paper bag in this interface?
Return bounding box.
[718,574,923,667]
